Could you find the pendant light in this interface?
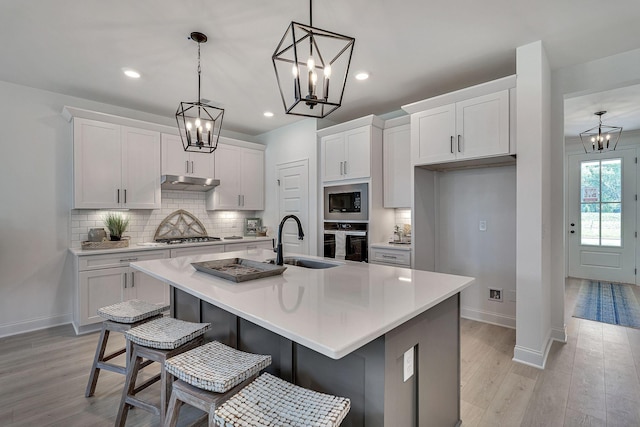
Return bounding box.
[176,32,224,153]
[272,0,355,118]
[579,111,622,153]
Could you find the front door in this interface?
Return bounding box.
[568,149,636,284]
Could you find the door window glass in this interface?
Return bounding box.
[580,159,622,246]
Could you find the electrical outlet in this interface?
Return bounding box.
[479,220,487,232]
[403,347,414,382]
[489,288,503,302]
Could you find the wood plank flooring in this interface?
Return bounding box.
[2,278,640,426]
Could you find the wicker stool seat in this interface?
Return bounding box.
[213,372,351,427]
[115,317,210,427]
[163,341,272,427]
[85,299,169,398]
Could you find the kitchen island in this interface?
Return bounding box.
[131,249,474,427]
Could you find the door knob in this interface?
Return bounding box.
[570,230,575,234]
[570,223,575,227]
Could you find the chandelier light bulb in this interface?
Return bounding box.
[324,65,331,78]
[186,121,192,130]
[292,64,299,77]
[195,118,201,128]
[307,57,315,70]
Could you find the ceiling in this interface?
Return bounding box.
[2,0,640,137]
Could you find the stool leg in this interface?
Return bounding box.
[85,324,109,398]
[164,389,183,427]
[115,346,142,427]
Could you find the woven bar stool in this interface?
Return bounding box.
[85,299,168,398]
[115,317,211,427]
[163,341,272,427]
[213,372,351,427]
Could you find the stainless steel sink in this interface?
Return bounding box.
[265,257,340,269]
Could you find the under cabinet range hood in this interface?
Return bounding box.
[160,175,220,192]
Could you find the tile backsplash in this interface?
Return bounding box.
[70,190,258,248]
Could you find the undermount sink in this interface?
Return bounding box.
[265,257,340,269]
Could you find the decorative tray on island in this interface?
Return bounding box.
[191,258,287,283]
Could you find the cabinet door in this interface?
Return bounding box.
[162,133,189,176]
[209,144,242,209]
[241,148,264,210]
[130,269,170,307]
[343,127,371,179]
[78,267,127,326]
[411,104,456,165]
[121,126,161,209]
[189,151,213,178]
[224,240,273,254]
[170,245,225,258]
[73,118,122,209]
[321,133,345,182]
[383,124,411,208]
[456,90,509,160]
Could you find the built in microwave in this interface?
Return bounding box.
[323,183,368,221]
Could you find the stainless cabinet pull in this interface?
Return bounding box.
[131,272,135,288]
[457,135,461,152]
[186,160,189,174]
[191,161,194,174]
[119,257,139,262]
[123,273,127,288]
[450,136,454,153]
[339,161,343,175]
[382,254,397,259]
[124,189,127,204]
[344,161,348,175]
[238,195,241,206]
[117,189,120,203]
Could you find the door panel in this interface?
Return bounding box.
[568,150,636,284]
[278,160,309,255]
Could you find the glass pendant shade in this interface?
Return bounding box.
[272,19,355,118]
[579,111,622,153]
[176,32,224,153]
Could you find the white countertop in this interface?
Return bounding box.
[69,236,273,256]
[131,249,474,359]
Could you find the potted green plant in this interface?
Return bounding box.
[103,213,129,241]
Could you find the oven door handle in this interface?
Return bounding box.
[344,231,367,237]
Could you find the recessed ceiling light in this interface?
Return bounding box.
[355,72,369,81]
[263,111,274,118]
[123,69,141,79]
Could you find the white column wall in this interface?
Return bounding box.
[514,41,553,368]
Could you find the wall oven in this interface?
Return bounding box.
[324,222,368,262]
[324,183,368,221]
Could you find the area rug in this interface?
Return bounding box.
[573,281,640,328]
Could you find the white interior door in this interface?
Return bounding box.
[568,149,636,284]
[277,160,310,255]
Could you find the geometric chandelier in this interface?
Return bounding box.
[579,111,622,153]
[176,32,224,153]
[272,0,355,118]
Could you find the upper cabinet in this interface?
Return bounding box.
[72,117,161,209]
[161,133,213,178]
[319,115,384,183]
[383,119,411,208]
[402,76,515,168]
[206,139,265,210]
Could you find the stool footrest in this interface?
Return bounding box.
[132,373,161,395]
[125,395,160,416]
[101,347,126,362]
[95,361,126,376]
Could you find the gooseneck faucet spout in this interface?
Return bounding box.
[276,215,304,266]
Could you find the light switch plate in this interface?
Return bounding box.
[403,347,414,382]
[479,220,487,232]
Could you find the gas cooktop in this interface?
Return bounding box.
[155,236,222,245]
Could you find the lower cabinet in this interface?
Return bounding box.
[73,249,170,333]
[369,245,411,267]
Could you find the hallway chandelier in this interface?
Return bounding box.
[176,32,224,153]
[272,0,355,118]
[579,111,622,153]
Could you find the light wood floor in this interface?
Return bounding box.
[2,278,639,426]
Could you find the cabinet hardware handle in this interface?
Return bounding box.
[450,136,454,153]
[124,189,127,204]
[238,195,241,206]
[117,189,120,203]
[242,195,245,206]
[123,273,127,288]
[131,272,135,288]
[191,161,194,174]
[339,161,343,175]
[186,160,189,174]
[344,161,348,175]
[458,135,461,152]
[119,257,139,262]
[382,254,397,259]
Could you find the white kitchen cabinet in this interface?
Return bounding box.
[206,143,265,210]
[369,245,411,267]
[73,117,161,209]
[74,249,170,332]
[170,245,225,258]
[383,122,411,208]
[224,240,273,253]
[411,90,509,165]
[321,126,372,182]
[161,133,213,178]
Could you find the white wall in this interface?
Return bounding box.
[550,48,640,344]
[437,166,517,327]
[257,119,319,255]
[514,41,552,368]
[0,80,256,338]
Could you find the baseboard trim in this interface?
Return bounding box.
[512,330,553,369]
[461,306,516,329]
[550,324,567,343]
[0,313,73,339]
